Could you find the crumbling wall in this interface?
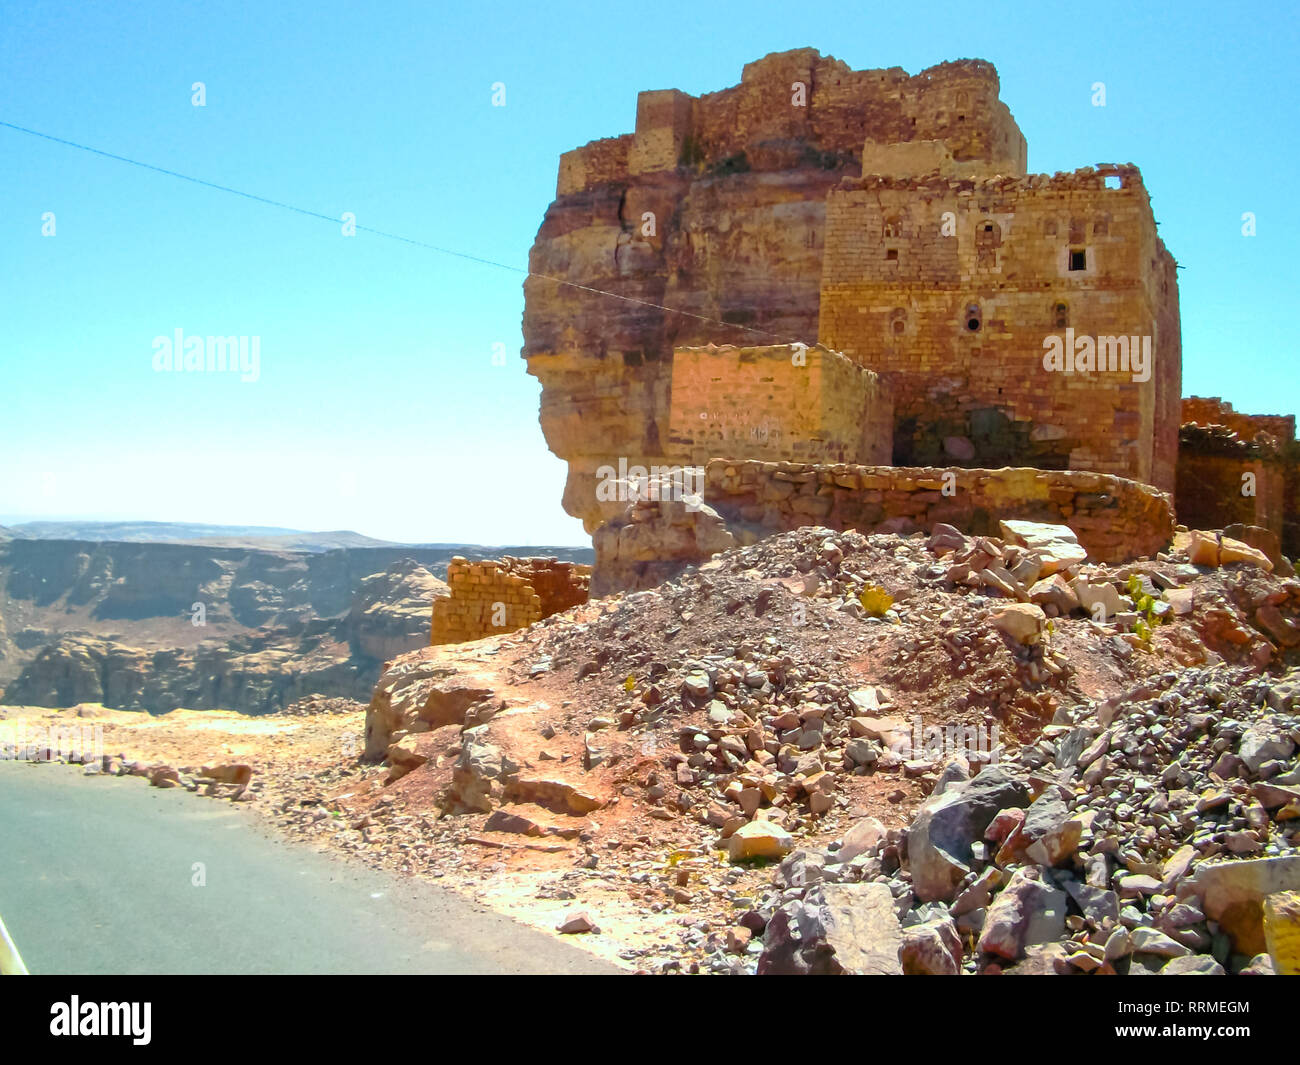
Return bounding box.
[430,557,591,644]
[701,459,1172,564]
[818,164,1180,492]
[1182,396,1296,442]
[1176,425,1289,546]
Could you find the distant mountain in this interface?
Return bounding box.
[1,521,590,555]
[4,521,400,551]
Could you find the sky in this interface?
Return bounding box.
[1,0,1296,544]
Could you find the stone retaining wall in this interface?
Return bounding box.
[701,459,1174,563]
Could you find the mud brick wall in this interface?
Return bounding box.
[666,344,892,466]
[431,557,592,645]
[1175,424,1290,550]
[700,459,1174,564]
[818,165,1181,493]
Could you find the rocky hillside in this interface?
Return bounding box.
[333,521,1299,974]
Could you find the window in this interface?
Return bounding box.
[965,304,982,332]
[1053,302,1069,328]
[886,248,898,261]
[1104,174,1122,189]
[883,216,903,238]
[1069,248,1087,271]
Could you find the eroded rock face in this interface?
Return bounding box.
[523,50,1017,532]
[346,559,448,661]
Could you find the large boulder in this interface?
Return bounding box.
[998,520,1087,575]
[908,767,1031,902]
[978,867,1067,960]
[1192,856,1300,956]
[757,883,903,975]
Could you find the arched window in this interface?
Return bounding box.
[883,216,903,239]
[890,308,907,336]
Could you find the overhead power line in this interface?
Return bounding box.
[1,119,807,346]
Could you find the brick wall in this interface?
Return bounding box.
[818,164,1180,492]
[665,343,892,466]
[430,557,592,644]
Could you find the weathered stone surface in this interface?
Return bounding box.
[978,867,1067,960]
[1263,890,1300,975]
[998,520,1087,575]
[989,603,1046,645]
[900,917,962,975]
[757,883,903,975]
[1192,856,1300,957]
[727,819,794,862]
[908,767,1030,902]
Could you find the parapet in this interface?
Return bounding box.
[554,49,1028,195]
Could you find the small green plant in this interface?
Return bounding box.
[1126,574,1165,634]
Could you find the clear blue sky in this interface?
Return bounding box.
[2,0,1295,544]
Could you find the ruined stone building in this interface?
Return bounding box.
[522,49,1293,572]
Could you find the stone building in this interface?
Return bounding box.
[524,48,1290,572]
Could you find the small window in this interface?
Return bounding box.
[1053,302,1069,328]
[1104,174,1122,189]
[883,216,902,238]
[1069,248,1087,271]
[890,308,907,335]
[886,248,898,261]
[965,304,982,332]
[892,318,905,335]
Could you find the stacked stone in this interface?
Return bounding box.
[698,459,1173,565]
[430,557,592,645]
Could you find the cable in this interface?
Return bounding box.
[1,119,809,346]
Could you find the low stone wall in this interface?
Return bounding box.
[701,460,1174,563]
[590,459,1175,594]
[431,557,592,644]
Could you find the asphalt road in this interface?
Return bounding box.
[0,762,621,975]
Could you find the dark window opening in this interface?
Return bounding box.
[1054,302,1069,328]
[886,248,898,261]
[1069,248,1087,271]
[892,318,905,335]
[965,303,982,332]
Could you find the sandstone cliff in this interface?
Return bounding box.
[523,50,1025,532]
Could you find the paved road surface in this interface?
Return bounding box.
[0,762,621,975]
